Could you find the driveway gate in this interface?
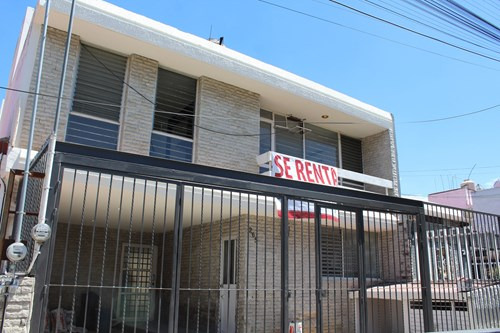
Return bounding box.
[19,143,499,332]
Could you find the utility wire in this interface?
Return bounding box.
[1,84,498,129]
[360,0,500,55]
[404,104,499,124]
[258,0,500,71]
[327,0,500,62]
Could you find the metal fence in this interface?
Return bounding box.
[22,142,500,333]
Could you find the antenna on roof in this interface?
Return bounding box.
[466,163,476,180]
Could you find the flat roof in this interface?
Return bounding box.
[34,0,393,138]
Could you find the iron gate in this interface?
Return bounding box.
[22,142,500,333]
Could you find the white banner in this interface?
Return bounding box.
[270,152,338,187]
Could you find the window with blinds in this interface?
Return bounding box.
[321,228,380,278]
[66,44,127,149]
[150,68,196,162]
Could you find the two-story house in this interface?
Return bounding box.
[1,1,471,333]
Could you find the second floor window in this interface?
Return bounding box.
[150,68,196,162]
[66,44,127,150]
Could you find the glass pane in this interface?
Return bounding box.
[66,114,119,150]
[72,45,127,122]
[274,115,303,158]
[260,121,271,154]
[150,133,192,162]
[260,109,273,120]
[305,123,338,166]
[154,68,196,139]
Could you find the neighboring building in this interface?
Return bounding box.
[428,179,500,215]
[0,1,498,333]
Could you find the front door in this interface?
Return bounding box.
[220,239,237,333]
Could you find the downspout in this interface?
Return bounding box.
[12,0,52,247]
[27,0,77,274]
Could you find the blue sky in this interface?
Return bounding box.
[1,0,499,198]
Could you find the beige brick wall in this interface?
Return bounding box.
[19,27,80,150]
[362,129,400,196]
[0,276,35,333]
[119,54,158,155]
[194,77,260,173]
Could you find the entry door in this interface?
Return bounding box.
[220,239,237,333]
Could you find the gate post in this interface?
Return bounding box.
[314,204,323,332]
[356,209,367,333]
[281,196,289,333]
[417,206,434,332]
[168,184,184,333]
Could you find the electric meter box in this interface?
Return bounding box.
[32,224,52,242]
[6,242,28,262]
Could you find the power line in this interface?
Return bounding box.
[257,0,500,71]
[327,0,500,62]
[404,104,499,124]
[1,85,498,129]
[401,165,500,173]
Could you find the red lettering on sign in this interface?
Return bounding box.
[313,164,324,184]
[295,159,306,181]
[331,167,338,186]
[274,154,284,177]
[322,165,331,185]
[283,157,292,179]
[304,161,314,183]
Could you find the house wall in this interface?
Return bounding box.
[18,27,80,150]
[0,276,35,333]
[362,128,399,196]
[194,77,261,173]
[119,54,158,155]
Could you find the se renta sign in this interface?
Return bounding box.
[271,152,338,187]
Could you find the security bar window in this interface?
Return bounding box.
[150,68,196,162]
[321,229,380,278]
[66,44,126,150]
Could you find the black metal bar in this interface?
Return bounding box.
[29,160,63,332]
[54,143,421,212]
[314,203,323,332]
[417,206,435,332]
[356,209,367,333]
[281,196,289,333]
[168,184,184,333]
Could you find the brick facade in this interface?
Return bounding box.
[362,129,400,196]
[0,276,35,333]
[19,27,80,150]
[119,54,158,155]
[194,77,261,173]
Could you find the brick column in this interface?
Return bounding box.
[362,129,400,196]
[119,54,158,155]
[194,77,260,174]
[0,276,35,333]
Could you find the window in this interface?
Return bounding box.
[150,68,196,162]
[259,110,367,189]
[66,44,127,149]
[260,110,361,167]
[321,228,380,278]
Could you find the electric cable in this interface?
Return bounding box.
[326,0,500,62]
[258,0,500,71]
[1,85,498,129]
